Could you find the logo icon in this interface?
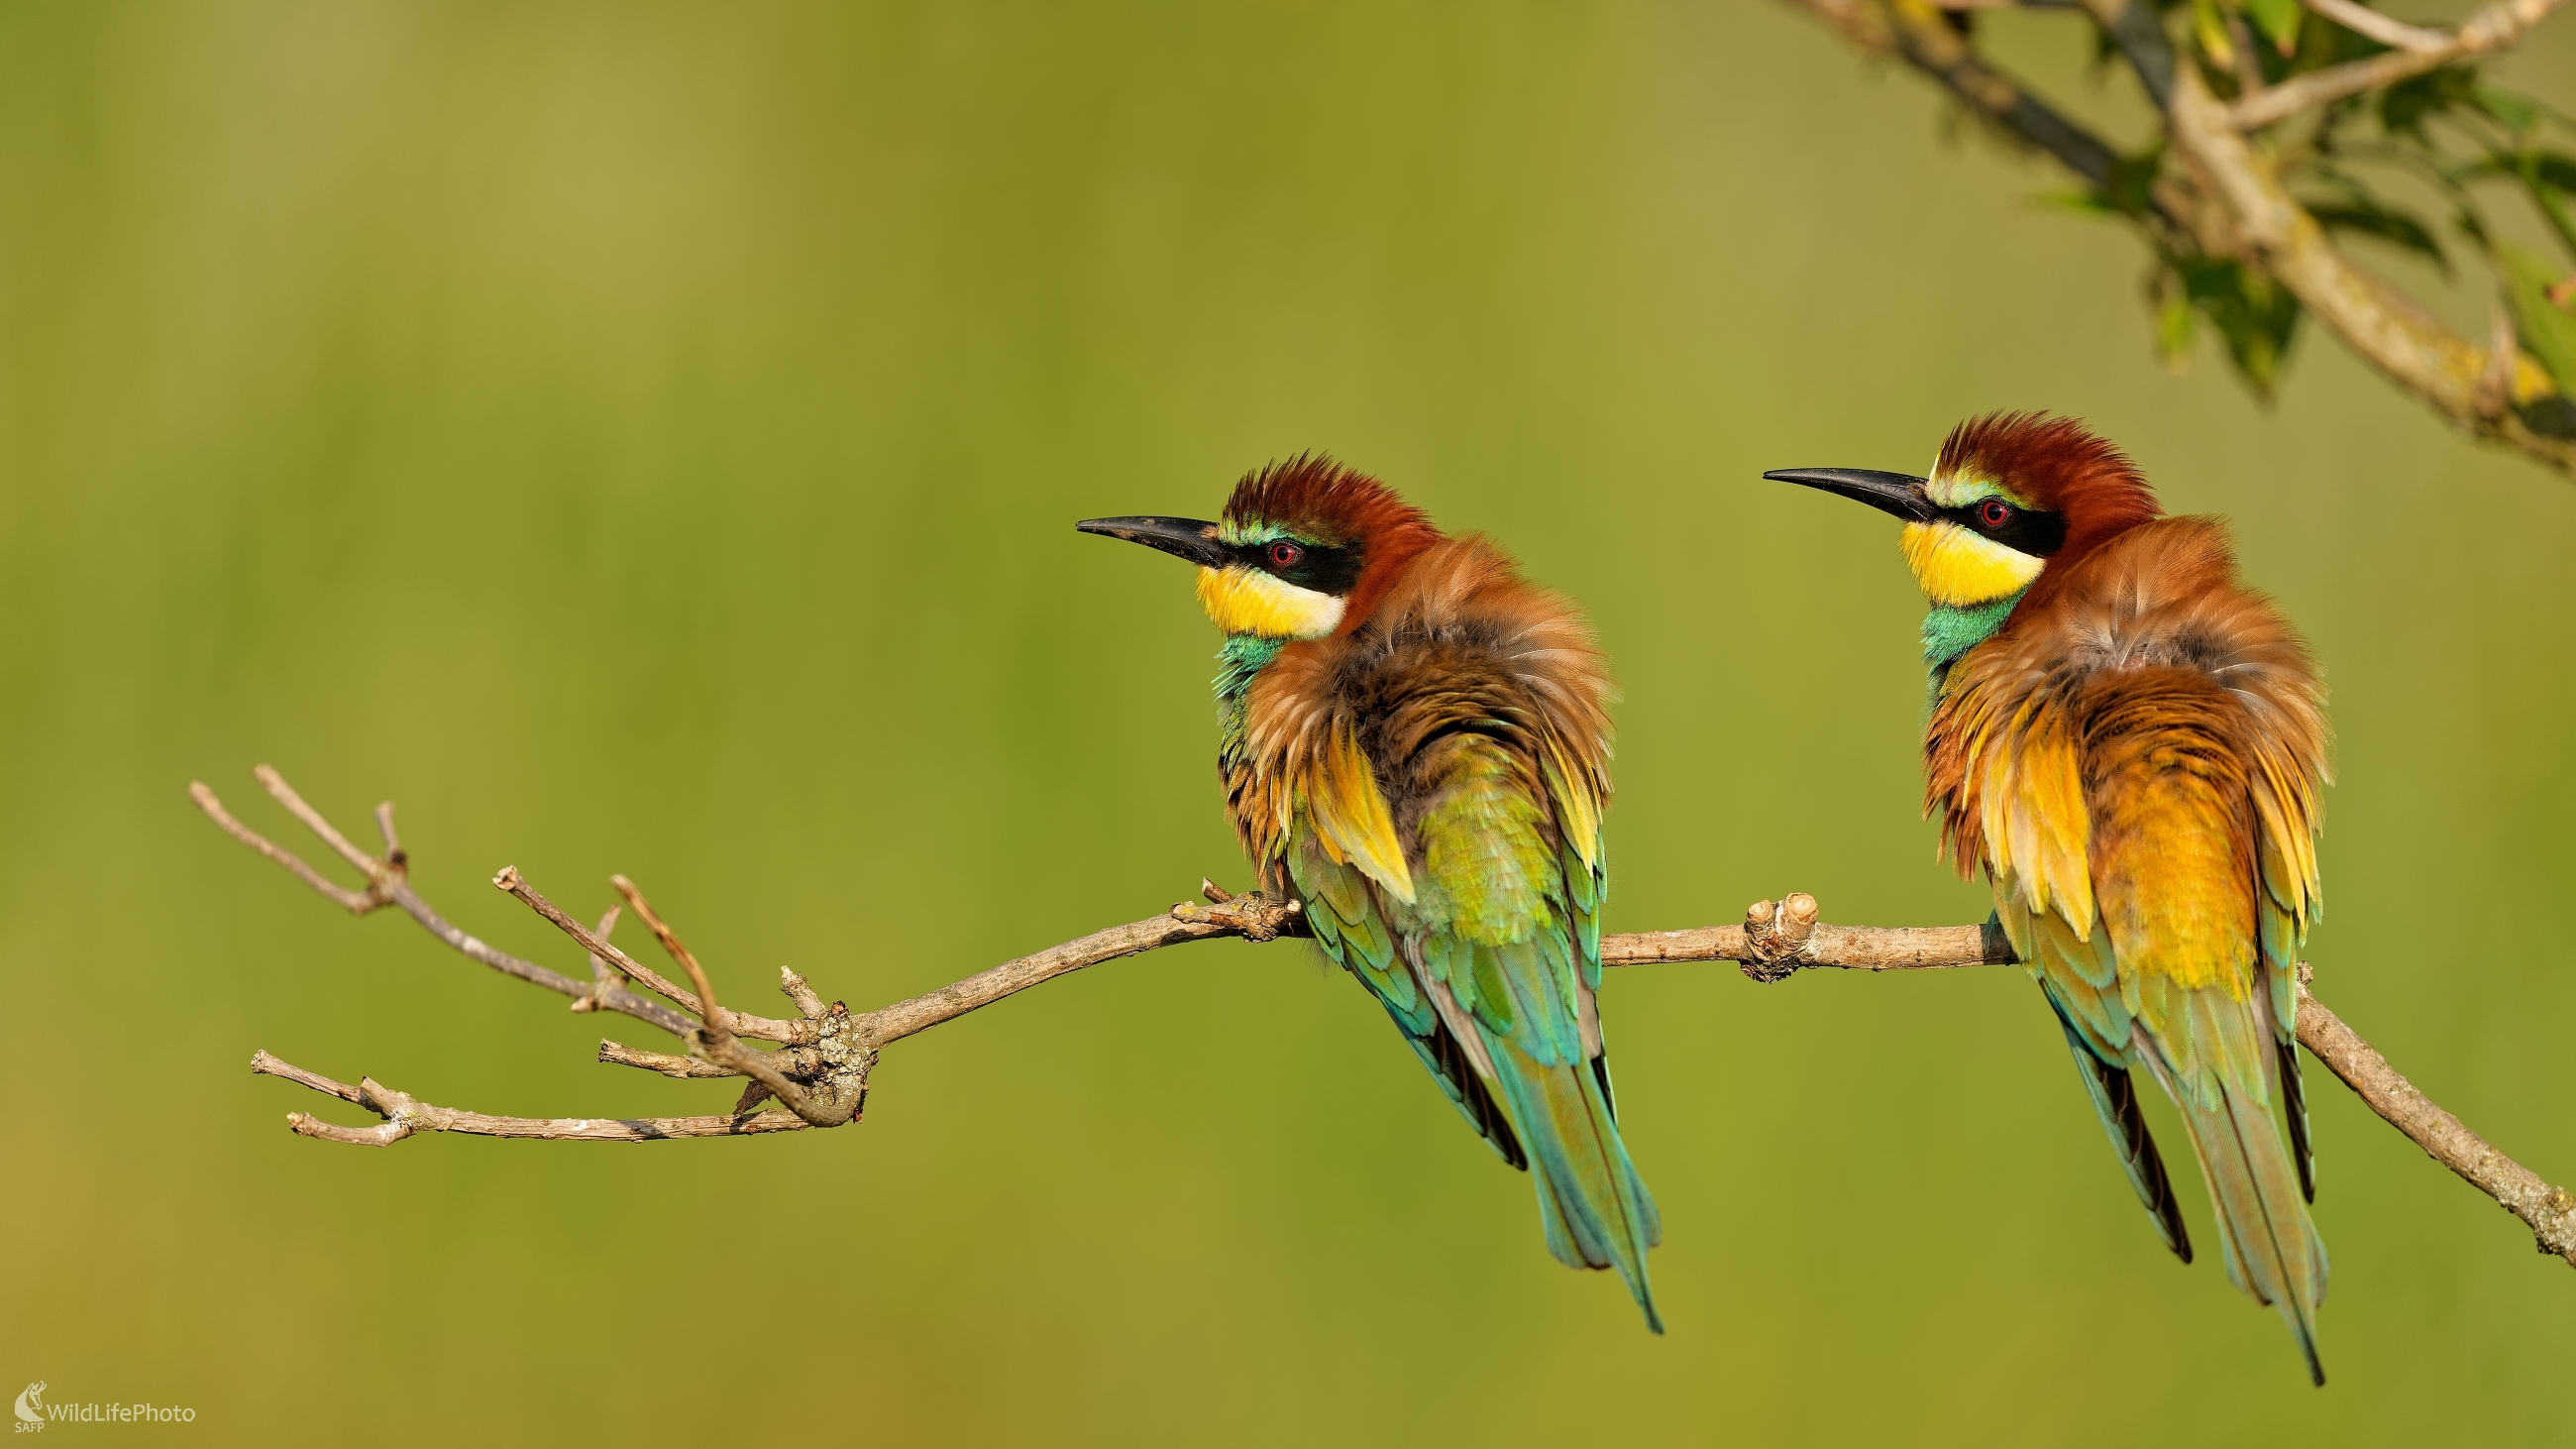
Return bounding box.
[10,1383,41,1427]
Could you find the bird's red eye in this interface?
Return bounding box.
[1267,541,1305,568]
[1979,500,2012,528]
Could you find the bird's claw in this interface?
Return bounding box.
[1172,887,1307,942]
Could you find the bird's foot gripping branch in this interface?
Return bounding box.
[196,767,2573,1269]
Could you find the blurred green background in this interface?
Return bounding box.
[2,2,2571,1443]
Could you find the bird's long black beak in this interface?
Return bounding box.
[1764,468,1939,523]
[1075,515,1233,568]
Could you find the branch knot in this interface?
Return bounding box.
[1738,893,1821,982]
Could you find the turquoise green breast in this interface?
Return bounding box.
[1213,633,1284,759]
[1921,590,2025,701]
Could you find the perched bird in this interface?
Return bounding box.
[1079,456,1663,1330]
[1769,413,2330,1384]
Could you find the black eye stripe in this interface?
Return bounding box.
[1938,501,2068,558]
[1231,537,1364,594]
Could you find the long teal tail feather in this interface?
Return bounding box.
[1381,1003,1527,1170]
[2277,1038,2314,1203]
[2141,997,2330,1388]
[2047,997,2192,1263]
[1482,1034,1663,1333]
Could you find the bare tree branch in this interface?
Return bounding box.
[1772,0,2576,476]
[200,769,2570,1272]
[197,768,1301,1145]
[1602,891,2011,978]
[251,1050,812,1143]
[2291,969,2576,1265]
[2232,0,2574,130]
[853,889,1306,1047]
[191,771,691,1022]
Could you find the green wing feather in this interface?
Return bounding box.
[1934,514,2332,1385]
[2258,824,2316,1202]
[1998,880,2192,1264]
[1400,725,1659,1331]
[1282,707,1657,1330]
[1289,833,1526,1168]
[1220,540,1651,1328]
[2085,682,2329,1387]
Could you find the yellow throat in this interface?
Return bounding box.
[1901,518,2044,608]
[1197,563,1345,640]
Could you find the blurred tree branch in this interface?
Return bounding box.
[196,768,2573,1270]
[1778,0,2576,475]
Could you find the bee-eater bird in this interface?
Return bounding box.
[1078,457,1663,1330]
[1769,413,2329,1384]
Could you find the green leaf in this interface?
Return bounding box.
[2102,151,2163,217]
[2193,0,2238,69]
[2037,188,2120,216]
[2287,4,2386,69]
[2456,152,2549,184]
[2471,150,2576,266]
[2177,259,2304,396]
[2498,243,2576,395]
[2088,22,2118,71]
[2474,85,2541,136]
[2381,65,2480,138]
[2523,395,2576,440]
[2308,198,2451,272]
[2243,0,2304,54]
[2519,156,2576,265]
[2156,289,2197,372]
[2039,153,2165,220]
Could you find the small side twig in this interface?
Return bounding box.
[598,1040,737,1078]
[2231,0,2573,130]
[493,866,803,1044]
[603,872,840,1126]
[190,781,390,915]
[779,966,829,1020]
[252,1051,810,1143]
[570,904,624,1014]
